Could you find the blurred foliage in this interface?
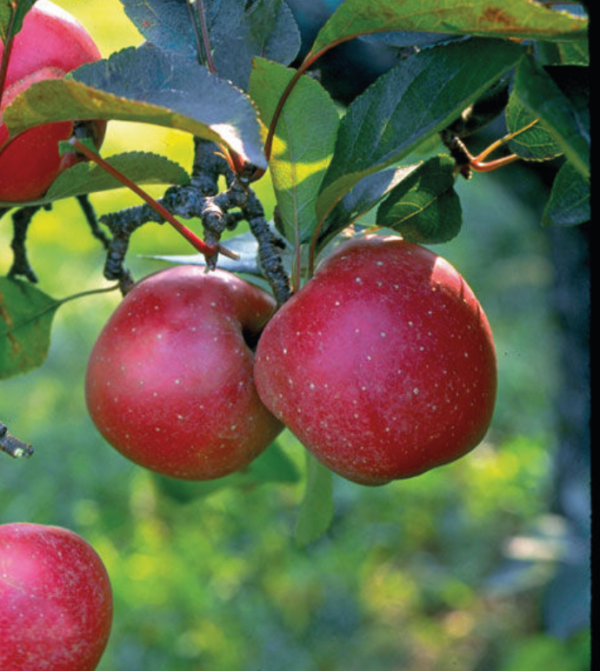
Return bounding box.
[0,2,589,670]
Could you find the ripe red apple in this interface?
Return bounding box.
[254,235,497,486]
[86,265,283,480]
[0,0,105,203]
[0,522,113,671]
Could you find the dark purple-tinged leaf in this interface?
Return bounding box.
[542,161,590,227]
[513,57,589,178]
[3,43,267,169]
[119,0,201,60]
[376,155,462,244]
[307,0,588,61]
[316,38,523,222]
[213,0,300,90]
[0,0,35,40]
[250,57,339,246]
[0,277,58,379]
[119,0,252,64]
[120,0,300,90]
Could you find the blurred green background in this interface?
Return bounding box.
[0,2,590,670]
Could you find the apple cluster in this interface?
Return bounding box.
[1,6,497,666]
[0,0,105,203]
[86,235,497,487]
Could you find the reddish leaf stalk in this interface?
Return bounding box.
[194,0,216,74]
[262,37,356,166]
[69,139,238,261]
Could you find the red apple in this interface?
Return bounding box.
[254,235,497,486]
[85,265,283,480]
[0,522,113,671]
[0,0,105,203]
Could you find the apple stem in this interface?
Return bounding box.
[68,138,238,262]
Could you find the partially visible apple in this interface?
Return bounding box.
[0,522,113,671]
[86,265,283,480]
[0,0,105,203]
[254,235,497,486]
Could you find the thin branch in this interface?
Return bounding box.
[0,422,34,459]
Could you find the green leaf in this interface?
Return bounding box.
[153,441,300,504]
[0,0,35,41]
[542,161,590,227]
[316,38,523,222]
[536,38,589,66]
[376,155,462,244]
[295,452,334,546]
[513,57,589,178]
[0,151,191,207]
[45,151,190,202]
[307,0,588,60]
[3,43,267,169]
[0,277,59,379]
[506,93,564,162]
[316,164,421,250]
[249,57,339,246]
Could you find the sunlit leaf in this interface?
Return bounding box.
[3,43,267,169]
[250,57,339,246]
[307,0,587,62]
[0,151,191,207]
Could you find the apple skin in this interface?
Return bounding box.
[0,522,113,671]
[85,265,284,480]
[254,235,497,486]
[0,0,105,203]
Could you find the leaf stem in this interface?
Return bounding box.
[187,0,216,73]
[69,139,238,261]
[262,43,345,167]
